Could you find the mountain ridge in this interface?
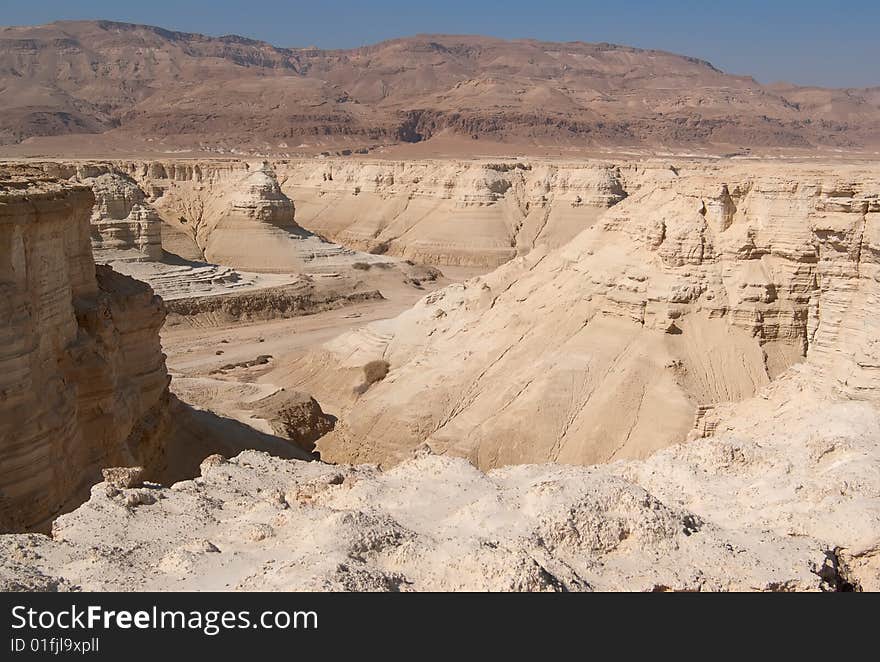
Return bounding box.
[2,19,878,154]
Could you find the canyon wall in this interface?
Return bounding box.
[117,159,393,274]
[0,158,877,590]
[40,157,642,271]
[276,159,631,267]
[286,161,880,469]
[26,160,441,308]
[0,173,171,531]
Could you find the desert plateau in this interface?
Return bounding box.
[1,14,879,594]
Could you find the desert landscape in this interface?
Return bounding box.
[1,18,878,592]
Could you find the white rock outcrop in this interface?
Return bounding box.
[0,446,850,591]
[289,162,880,470]
[83,171,163,263]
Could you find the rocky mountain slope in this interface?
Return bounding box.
[282,161,880,470]
[0,171,171,531]
[0,157,878,590]
[1,20,879,153]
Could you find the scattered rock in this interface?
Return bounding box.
[102,467,145,489]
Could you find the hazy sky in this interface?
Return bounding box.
[4,0,879,88]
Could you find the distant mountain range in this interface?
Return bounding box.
[2,20,879,153]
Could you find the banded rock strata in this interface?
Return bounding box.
[0,160,877,591]
[278,159,629,267]
[3,22,880,153]
[31,160,439,306]
[0,174,171,531]
[114,160,441,293]
[120,159,407,274]
[84,170,163,263]
[287,162,880,469]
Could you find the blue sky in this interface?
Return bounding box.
[3,0,878,87]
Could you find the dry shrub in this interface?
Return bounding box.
[353,360,391,395]
[363,360,390,385]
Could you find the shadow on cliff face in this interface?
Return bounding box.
[160,397,315,485]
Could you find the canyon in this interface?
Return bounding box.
[0,170,170,531]
[0,17,879,593]
[286,159,880,470]
[0,154,878,591]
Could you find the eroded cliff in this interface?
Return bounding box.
[285,161,880,469]
[277,159,630,267]
[24,160,442,317]
[0,174,171,531]
[0,158,878,591]
[118,159,426,277]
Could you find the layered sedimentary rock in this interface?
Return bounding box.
[37,159,398,272]
[0,160,878,591]
[0,175,171,531]
[163,281,383,328]
[83,170,163,263]
[278,159,629,267]
[4,349,876,591]
[114,160,441,293]
[120,160,394,273]
[287,162,880,469]
[3,22,880,154]
[25,160,439,306]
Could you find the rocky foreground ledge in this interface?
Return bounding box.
[2,375,877,592]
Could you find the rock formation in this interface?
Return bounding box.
[162,281,383,328]
[0,173,171,531]
[186,161,358,273]
[0,448,846,591]
[251,390,336,454]
[21,160,440,309]
[115,159,440,284]
[83,170,164,263]
[277,159,628,267]
[286,161,879,470]
[4,12,877,596]
[0,158,877,591]
[3,380,877,592]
